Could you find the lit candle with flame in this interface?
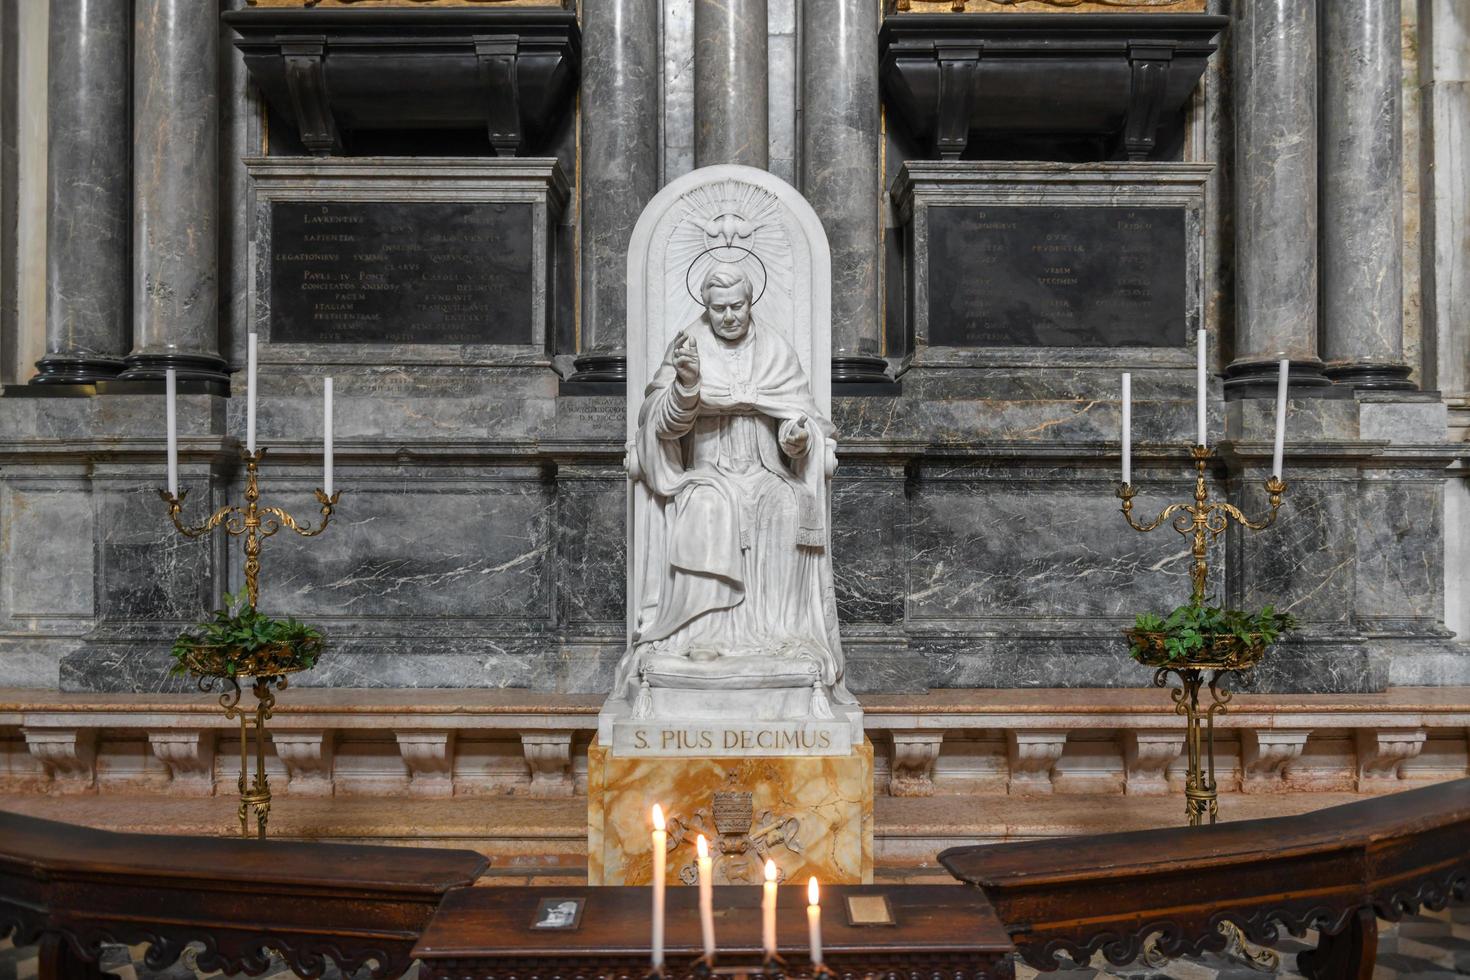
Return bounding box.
[651,805,666,968]
[761,859,778,960]
[696,834,716,958]
[806,877,823,966]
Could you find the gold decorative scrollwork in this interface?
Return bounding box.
[159,448,338,608]
[1117,446,1286,607]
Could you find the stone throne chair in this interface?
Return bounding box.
[596,164,864,754]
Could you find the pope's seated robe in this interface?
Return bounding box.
[614,316,854,715]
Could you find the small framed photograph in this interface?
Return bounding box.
[845,893,895,927]
[531,897,585,931]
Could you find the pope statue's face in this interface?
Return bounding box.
[704,284,752,342]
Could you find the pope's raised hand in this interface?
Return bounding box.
[782,414,811,456]
[673,331,700,387]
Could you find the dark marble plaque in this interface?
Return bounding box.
[926,205,1186,347]
[269,200,534,345]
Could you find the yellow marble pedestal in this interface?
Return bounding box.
[587,738,874,885]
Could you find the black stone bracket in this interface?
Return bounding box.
[880,13,1227,161]
[280,36,340,155]
[1125,43,1174,161]
[935,44,980,161]
[225,8,580,158]
[476,35,522,156]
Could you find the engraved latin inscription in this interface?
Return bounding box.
[269,200,535,345]
[926,205,1187,348]
[630,727,836,752]
[611,720,851,756]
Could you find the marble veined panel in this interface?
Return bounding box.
[256,473,554,622]
[906,475,1212,622]
[1,484,95,621]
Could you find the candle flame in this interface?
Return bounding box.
[808,876,819,906]
[764,859,778,883]
[696,834,709,859]
[652,804,665,831]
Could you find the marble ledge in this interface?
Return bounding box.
[0,438,1449,475]
[4,687,1469,733]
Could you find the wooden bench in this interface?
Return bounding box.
[939,777,1470,978]
[0,809,487,980]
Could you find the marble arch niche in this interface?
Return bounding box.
[603,164,861,745]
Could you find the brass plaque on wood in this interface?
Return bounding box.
[845,894,896,927]
[531,897,585,931]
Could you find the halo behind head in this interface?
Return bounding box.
[685,245,768,307]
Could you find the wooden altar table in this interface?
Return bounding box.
[412,883,1017,979]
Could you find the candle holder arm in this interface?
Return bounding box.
[158,489,242,539]
[1212,477,1288,532]
[262,490,340,538]
[1116,484,1191,533]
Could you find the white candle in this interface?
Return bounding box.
[651,805,666,968]
[696,834,716,959]
[1272,358,1289,479]
[246,333,258,454]
[165,369,179,498]
[323,377,334,496]
[806,877,823,966]
[762,859,778,960]
[1196,328,1208,447]
[1121,372,1132,486]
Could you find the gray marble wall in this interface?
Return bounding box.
[1,359,1459,696]
[0,0,1464,700]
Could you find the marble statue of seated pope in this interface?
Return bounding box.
[613,263,855,720]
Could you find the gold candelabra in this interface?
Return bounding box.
[1118,445,1289,972]
[1115,445,1288,827]
[160,447,340,838]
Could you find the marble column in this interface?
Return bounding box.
[801,0,888,385]
[568,0,660,384]
[1320,0,1414,389]
[33,0,131,385]
[1226,0,1330,393]
[693,0,768,169]
[1419,0,1470,403]
[120,0,229,386]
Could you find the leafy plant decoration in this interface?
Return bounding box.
[170,590,323,678]
[1127,599,1295,664]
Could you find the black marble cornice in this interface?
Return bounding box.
[224,7,580,156]
[1219,439,1462,474]
[880,13,1227,161]
[1215,439,1393,472]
